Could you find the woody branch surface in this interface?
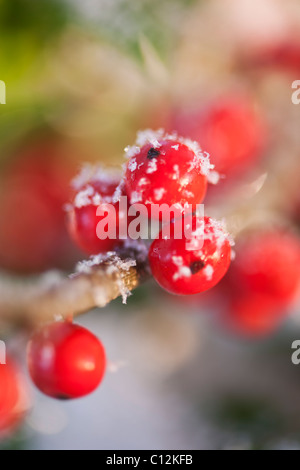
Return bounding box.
[0,246,150,326]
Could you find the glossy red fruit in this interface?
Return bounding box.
[27,322,106,400]
[67,170,130,255]
[149,216,232,295]
[173,96,266,176]
[124,130,211,215]
[228,231,300,303]
[225,293,288,337]
[245,41,300,75]
[0,358,30,436]
[0,136,78,272]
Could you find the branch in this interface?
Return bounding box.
[0,244,150,327]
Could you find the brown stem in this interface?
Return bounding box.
[0,245,150,327]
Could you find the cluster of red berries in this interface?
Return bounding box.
[68,129,233,296]
[1,128,234,434]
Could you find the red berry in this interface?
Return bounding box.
[225,293,287,337]
[0,137,78,272]
[27,322,106,400]
[245,41,300,75]
[67,168,130,255]
[228,230,300,303]
[124,130,212,214]
[173,96,266,176]
[0,358,30,436]
[149,216,232,295]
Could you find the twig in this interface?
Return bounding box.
[0,245,150,327]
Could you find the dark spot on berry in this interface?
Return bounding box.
[190,260,205,274]
[55,394,71,400]
[147,148,160,159]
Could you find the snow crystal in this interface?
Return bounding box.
[76,253,114,274]
[204,218,235,251]
[92,193,102,205]
[124,145,140,159]
[154,188,166,201]
[112,178,125,204]
[130,191,143,204]
[106,255,136,304]
[172,256,184,266]
[146,158,158,174]
[135,129,164,148]
[172,255,192,281]
[72,164,121,191]
[76,252,137,304]
[73,184,110,208]
[203,264,214,281]
[138,177,150,187]
[128,158,137,172]
[72,164,95,190]
[207,170,221,185]
[172,164,180,180]
[183,189,195,198]
[74,185,95,208]
[173,266,191,281]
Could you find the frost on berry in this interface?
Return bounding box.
[124,128,219,212]
[68,164,130,255]
[72,164,121,192]
[172,256,192,281]
[154,188,166,201]
[125,128,217,181]
[149,216,232,295]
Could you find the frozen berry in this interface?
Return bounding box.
[27,322,106,400]
[67,167,130,255]
[149,216,232,295]
[124,129,213,215]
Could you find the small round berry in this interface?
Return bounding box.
[227,230,300,303]
[27,322,106,400]
[67,168,130,255]
[0,137,77,272]
[0,358,30,436]
[173,96,266,176]
[149,216,232,295]
[244,41,300,75]
[125,130,212,214]
[225,293,288,337]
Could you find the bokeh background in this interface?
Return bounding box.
[1,0,300,450]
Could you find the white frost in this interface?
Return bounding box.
[124,128,219,183]
[203,264,214,281]
[146,158,158,174]
[154,188,166,201]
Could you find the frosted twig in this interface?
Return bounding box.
[0,244,150,327]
